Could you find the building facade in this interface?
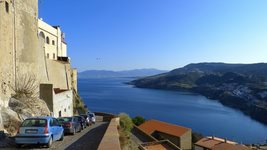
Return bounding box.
[40,84,73,118]
[194,137,251,150]
[0,0,76,118]
[38,19,67,60]
[139,120,192,150]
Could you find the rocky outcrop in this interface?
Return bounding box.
[9,97,50,118]
[0,96,50,136]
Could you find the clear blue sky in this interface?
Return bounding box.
[39,0,267,71]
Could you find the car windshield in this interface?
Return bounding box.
[58,117,72,122]
[21,119,47,127]
[89,114,94,117]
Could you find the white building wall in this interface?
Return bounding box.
[53,90,73,118]
[60,42,67,57]
[38,19,67,60]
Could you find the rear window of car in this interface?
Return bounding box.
[21,119,47,127]
[89,114,94,117]
[58,117,72,122]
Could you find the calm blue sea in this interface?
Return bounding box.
[78,77,267,144]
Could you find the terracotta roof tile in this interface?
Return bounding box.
[138,120,191,138]
[195,137,251,150]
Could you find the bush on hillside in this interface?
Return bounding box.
[118,113,135,150]
[132,116,145,126]
[73,90,88,115]
[119,113,133,136]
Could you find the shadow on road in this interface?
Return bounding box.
[65,123,109,150]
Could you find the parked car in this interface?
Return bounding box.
[74,116,86,130]
[58,117,81,135]
[15,116,64,148]
[88,113,96,124]
[80,114,90,126]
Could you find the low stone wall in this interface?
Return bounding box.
[94,112,117,122]
[97,118,121,150]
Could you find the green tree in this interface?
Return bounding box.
[132,116,145,126]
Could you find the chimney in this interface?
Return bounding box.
[224,138,227,143]
[212,136,214,139]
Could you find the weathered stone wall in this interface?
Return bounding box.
[0,0,77,134]
[0,0,48,108]
[0,0,15,108]
[15,0,48,83]
[46,60,72,90]
[180,130,192,150]
[71,68,77,91]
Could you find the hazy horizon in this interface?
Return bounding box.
[40,0,267,71]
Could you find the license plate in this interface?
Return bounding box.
[25,129,38,134]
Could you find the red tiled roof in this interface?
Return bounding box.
[138,120,191,138]
[195,137,251,150]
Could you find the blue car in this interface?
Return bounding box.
[15,116,64,148]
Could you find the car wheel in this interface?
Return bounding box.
[59,132,64,141]
[47,137,52,148]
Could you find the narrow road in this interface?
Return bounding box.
[3,122,108,150]
[65,123,108,150]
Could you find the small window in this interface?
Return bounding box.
[53,53,55,59]
[46,37,50,44]
[52,40,55,45]
[58,111,62,117]
[5,2,9,13]
[64,108,66,112]
[47,53,49,59]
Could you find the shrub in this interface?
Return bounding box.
[132,116,145,126]
[10,73,39,98]
[119,113,133,136]
[73,90,88,114]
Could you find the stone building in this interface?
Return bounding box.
[194,137,251,150]
[0,0,76,119]
[139,120,192,150]
[40,84,73,118]
[38,19,68,60]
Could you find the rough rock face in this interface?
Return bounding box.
[9,97,50,118]
[0,107,21,136]
[0,96,50,136]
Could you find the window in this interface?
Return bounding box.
[47,53,49,59]
[5,2,9,13]
[22,119,47,127]
[52,40,55,45]
[53,119,59,126]
[39,31,45,39]
[46,37,50,44]
[53,53,55,59]
[64,108,66,112]
[58,111,62,117]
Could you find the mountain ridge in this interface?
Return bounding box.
[78,68,168,78]
[130,62,267,125]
